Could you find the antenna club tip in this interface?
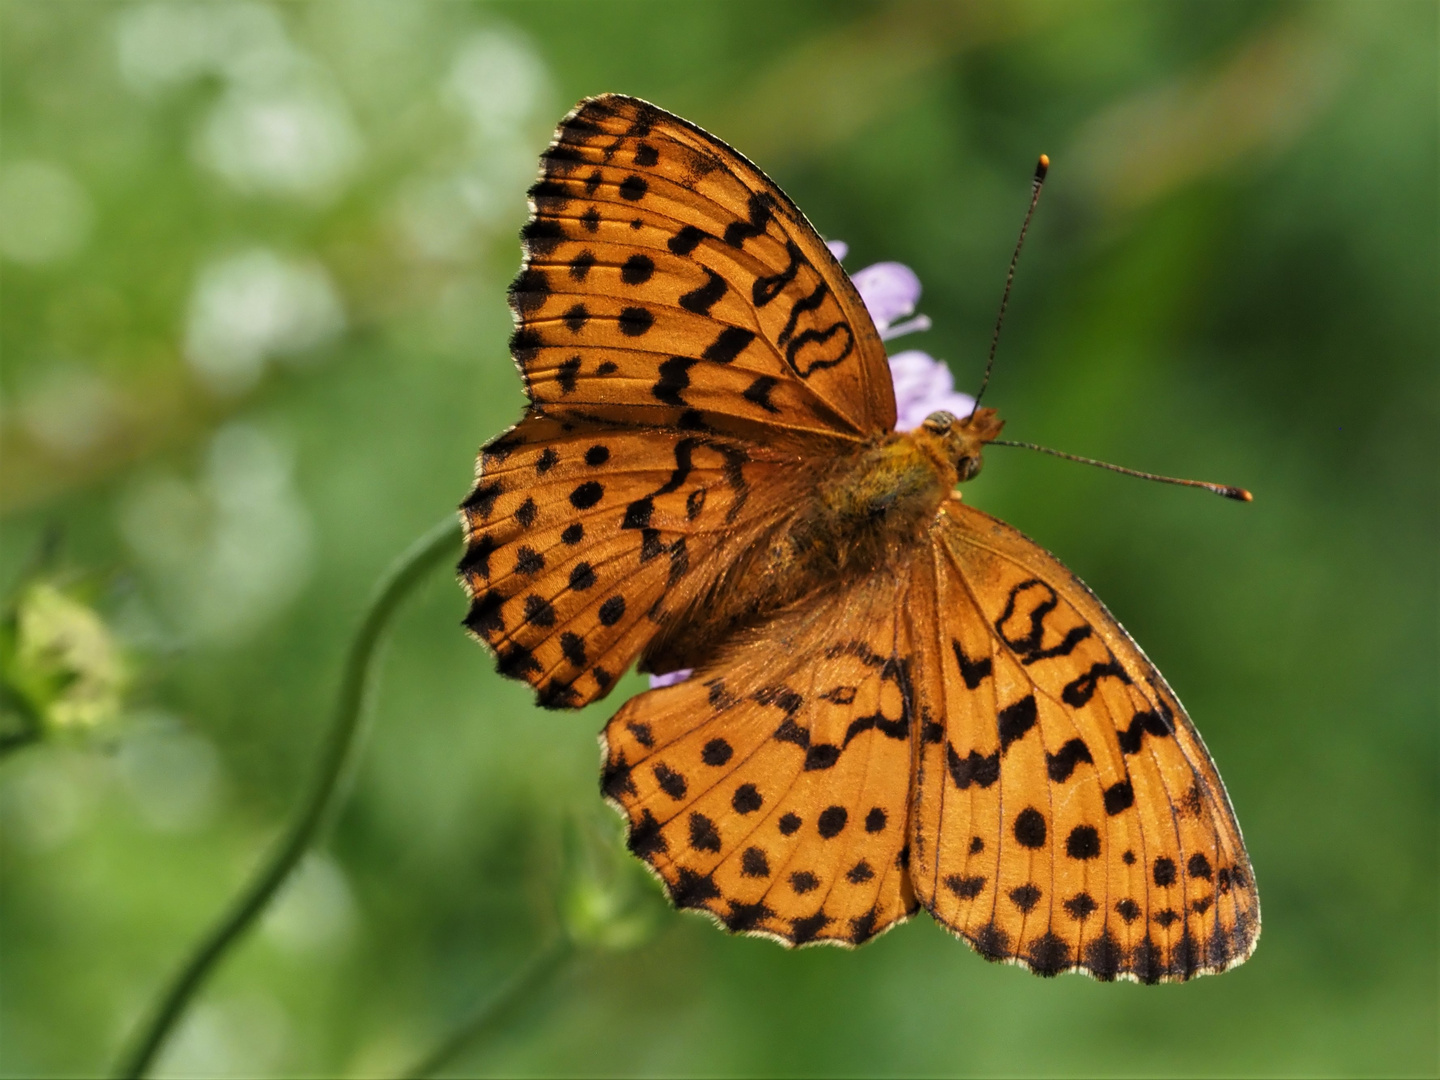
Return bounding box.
[1225,487,1254,503]
[1035,154,1050,181]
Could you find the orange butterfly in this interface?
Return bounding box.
[458,94,1259,982]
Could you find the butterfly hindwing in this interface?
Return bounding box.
[602,578,920,945]
[908,498,1259,982]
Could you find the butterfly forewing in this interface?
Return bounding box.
[513,94,895,440]
[462,422,786,706]
[602,578,919,946]
[908,498,1259,981]
[463,94,898,706]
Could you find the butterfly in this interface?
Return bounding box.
[458,94,1259,982]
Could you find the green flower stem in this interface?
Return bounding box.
[116,515,462,1079]
[403,937,577,1079]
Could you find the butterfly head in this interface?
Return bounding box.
[918,406,1005,484]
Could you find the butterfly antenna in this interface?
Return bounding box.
[968,154,1049,417]
[990,440,1253,501]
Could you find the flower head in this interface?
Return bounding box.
[838,245,974,432]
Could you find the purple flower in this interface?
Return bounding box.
[836,244,974,432]
[887,349,976,433]
[647,668,692,689]
[849,261,932,342]
[647,246,970,688]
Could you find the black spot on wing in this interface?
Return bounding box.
[457,533,498,579]
[621,253,654,284]
[1062,660,1132,707]
[702,326,755,365]
[1118,707,1175,754]
[1103,780,1135,815]
[563,303,589,332]
[556,355,581,394]
[599,595,626,626]
[653,356,696,406]
[1045,738,1093,782]
[679,268,726,315]
[462,479,503,519]
[1065,825,1101,860]
[723,191,773,248]
[947,745,999,790]
[617,306,654,336]
[817,806,847,838]
[742,376,781,414]
[668,225,706,255]
[952,640,992,689]
[997,694,1037,753]
[568,250,595,280]
[732,784,762,814]
[653,763,686,799]
[1013,807,1047,849]
[1009,883,1042,912]
[570,481,604,509]
[945,874,986,900]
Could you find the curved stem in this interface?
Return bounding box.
[116,516,462,1079]
[403,937,576,1079]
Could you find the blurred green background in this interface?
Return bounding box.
[1,1,1435,1076]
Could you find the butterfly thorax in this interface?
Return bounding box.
[799,406,1003,560]
[642,409,1004,675]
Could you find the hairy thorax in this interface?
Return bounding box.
[644,408,1004,675]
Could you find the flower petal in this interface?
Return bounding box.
[851,261,921,330]
[887,350,975,432]
[825,239,849,262]
[648,668,693,689]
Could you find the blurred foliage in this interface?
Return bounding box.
[0,578,129,747]
[0,1,1435,1077]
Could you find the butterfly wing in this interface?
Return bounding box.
[509,92,896,440]
[461,418,787,707]
[463,94,897,706]
[908,497,1259,982]
[601,575,920,946]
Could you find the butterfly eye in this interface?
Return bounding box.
[957,454,983,482]
[922,411,955,434]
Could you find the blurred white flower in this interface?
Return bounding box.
[445,28,550,141]
[0,160,94,266]
[393,174,482,262]
[391,26,551,263]
[184,248,345,396]
[196,78,362,199]
[115,1,291,95]
[118,422,314,645]
[0,754,101,851]
[118,714,224,833]
[17,364,123,458]
[261,851,357,954]
[117,2,363,201]
[159,993,291,1079]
